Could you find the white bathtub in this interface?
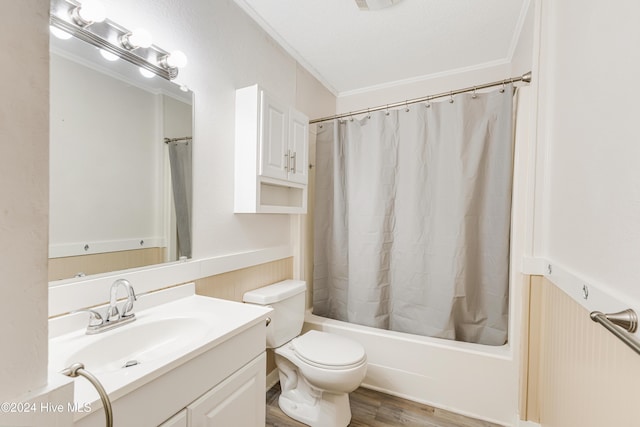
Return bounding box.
[303,310,520,426]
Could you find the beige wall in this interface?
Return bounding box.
[0,0,49,400]
[525,277,640,426]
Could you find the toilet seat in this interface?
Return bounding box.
[292,330,366,370]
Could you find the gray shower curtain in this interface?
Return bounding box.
[313,85,514,346]
[168,140,192,259]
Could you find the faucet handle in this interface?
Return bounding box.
[73,308,105,327]
[120,285,137,318]
[106,305,120,322]
[121,300,135,318]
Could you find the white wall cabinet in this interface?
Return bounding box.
[235,84,309,214]
[287,109,309,184]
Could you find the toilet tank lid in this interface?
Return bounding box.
[243,280,306,305]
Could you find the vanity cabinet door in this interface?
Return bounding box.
[187,353,266,427]
[159,409,187,427]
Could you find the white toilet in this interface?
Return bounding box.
[243,279,367,427]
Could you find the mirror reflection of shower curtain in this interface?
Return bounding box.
[313,85,514,346]
[167,141,192,259]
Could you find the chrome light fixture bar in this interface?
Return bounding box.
[50,0,184,81]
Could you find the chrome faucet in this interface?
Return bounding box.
[107,278,137,321]
[78,279,137,334]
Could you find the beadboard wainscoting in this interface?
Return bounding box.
[195,257,293,303]
[196,257,294,375]
[48,247,165,281]
[531,277,640,427]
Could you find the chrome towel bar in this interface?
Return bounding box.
[590,309,640,356]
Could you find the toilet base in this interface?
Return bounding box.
[278,386,351,427]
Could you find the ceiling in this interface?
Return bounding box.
[233,0,529,96]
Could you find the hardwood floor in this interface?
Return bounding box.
[266,383,505,427]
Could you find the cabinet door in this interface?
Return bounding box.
[259,91,289,181]
[159,409,187,427]
[288,109,309,185]
[188,353,266,427]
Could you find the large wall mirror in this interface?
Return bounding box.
[49,32,193,284]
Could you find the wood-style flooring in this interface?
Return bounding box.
[266,383,505,427]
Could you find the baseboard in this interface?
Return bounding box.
[517,421,541,427]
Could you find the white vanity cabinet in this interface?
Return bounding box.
[159,353,265,427]
[70,296,271,427]
[187,353,265,426]
[159,410,187,427]
[235,84,309,214]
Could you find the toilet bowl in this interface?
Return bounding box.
[275,330,367,427]
[243,280,367,427]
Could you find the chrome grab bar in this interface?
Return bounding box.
[61,363,113,427]
[590,309,640,356]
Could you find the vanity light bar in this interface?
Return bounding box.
[50,0,184,81]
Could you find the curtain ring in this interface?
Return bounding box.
[385,105,390,116]
[472,87,478,99]
[449,91,454,103]
[404,100,410,112]
[425,97,431,109]
[349,112,354,122]
[500,81,506,93]
[366,108,371,119]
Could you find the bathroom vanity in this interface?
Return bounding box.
[49,285,272,427]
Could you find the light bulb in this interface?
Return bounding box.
[99,49,119,61]
[122,28,153,49]
[139,67,155,78]
[74,0,106,25]
[50,25,72,40]
[166,50,188,68]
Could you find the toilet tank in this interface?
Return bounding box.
[243,280,306,348]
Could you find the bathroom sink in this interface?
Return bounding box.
[48,288,272,416]
[48,285,273,426]
[60,317,210,373]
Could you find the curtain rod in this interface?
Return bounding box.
[164,137,192,143]
[309,71,532,124]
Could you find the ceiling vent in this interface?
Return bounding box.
[355,0,403,11]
